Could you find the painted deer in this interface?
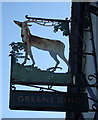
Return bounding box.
[14,20,71,72]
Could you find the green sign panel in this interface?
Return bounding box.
[11,59,72,86]
[10,90,89,112]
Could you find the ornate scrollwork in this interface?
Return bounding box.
[53,19,69,36]
[25,15,70,36]
[88,74,96,80]
[92,104,97,111]
[88,97,98,111]
[11,84,16,91]
[87,74,97,87]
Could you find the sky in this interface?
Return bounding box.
[1,1,71,119]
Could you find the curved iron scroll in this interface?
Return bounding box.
[25,15,70,36]
[88,97,98,112]
[92,104,97,111]
[87,74,98,87]
[11,84,16,91]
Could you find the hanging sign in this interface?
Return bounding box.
[10,90,89,112]
[11,58,72,86]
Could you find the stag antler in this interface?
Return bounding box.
[24,15,58,27]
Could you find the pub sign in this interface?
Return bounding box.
[10,90,89,112]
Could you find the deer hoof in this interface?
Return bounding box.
[52,67,62,72]
[47,67,62,72]
[52,68,56,72]
[21,61,26,65]
[31,63,35,67]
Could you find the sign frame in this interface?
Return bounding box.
[9,90,89,112]
[10,55,72,86]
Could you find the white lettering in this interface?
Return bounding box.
[58,97,63,103]
[31,96,36,102]
[50,97,54,103]
[36,96,41,103]
[42,97,49,103]
[25,96,30,102]
[17,96,24,102]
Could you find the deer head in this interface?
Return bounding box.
[14,20,32,27]
[14,20,32,42]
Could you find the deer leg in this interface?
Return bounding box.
[29,47,35,66]
[58,53,71,72]
[49,51,60,72]
[21,50,28,65]
[21,42,29,65]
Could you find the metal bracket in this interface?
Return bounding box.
[25,15,70,36]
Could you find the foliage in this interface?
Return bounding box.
[9,42,26,54]
[53,19,69,36]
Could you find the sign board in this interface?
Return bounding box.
[11,60,72,86]
[10,90,89,112]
